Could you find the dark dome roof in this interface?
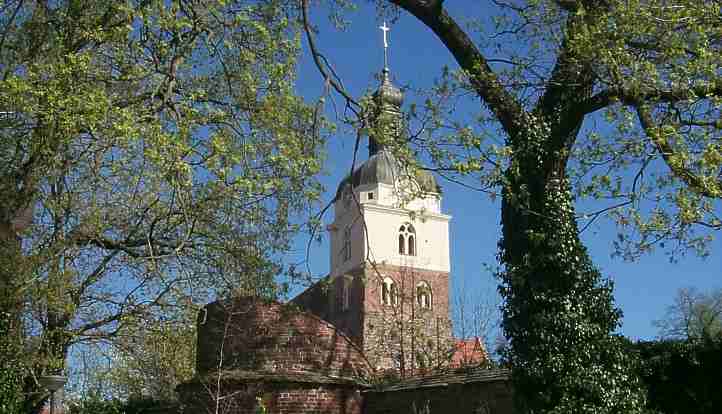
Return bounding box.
[374,68,403,108]
[335,151,439,201]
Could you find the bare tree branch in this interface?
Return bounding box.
[390,0,528,138]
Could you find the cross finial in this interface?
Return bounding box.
[379,21,390,69]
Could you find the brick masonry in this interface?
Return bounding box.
[364,371,514,414]
[180,296,371,414]
[180,381,364,414]
[195,296,371,377]
[292,263,453,372]
[178,296,512,414]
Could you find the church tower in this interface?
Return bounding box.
[292,24,452,372]
[332,72,453,371]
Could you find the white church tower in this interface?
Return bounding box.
[328,68,451,282]
[293,23,453,372]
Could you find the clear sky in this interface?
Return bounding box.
[284,2,721,342]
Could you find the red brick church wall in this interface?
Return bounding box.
[179,296,371,414]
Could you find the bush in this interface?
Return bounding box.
[67,397,178,414]
[632,338,722,414]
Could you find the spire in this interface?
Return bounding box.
[370,22,403,156]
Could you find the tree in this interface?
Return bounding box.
[654,287,722,341]
[66,313,196,402]
[106,318,196,401]
[632,338,722,414]
[0,307,24,414]
[452,278,499,364]
[1,1,325,410]
[303,0,721,412]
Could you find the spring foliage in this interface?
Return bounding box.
[1,0,325,407]
[315,0,721,412]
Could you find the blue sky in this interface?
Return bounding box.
[284,2,721,341]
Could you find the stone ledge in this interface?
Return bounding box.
[185,369,372,388]
[365,368,510,393]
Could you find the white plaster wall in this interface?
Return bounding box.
[329,196,366,277]
[362,204,451,273]
[375,183,441,213]
[330,180,448,277]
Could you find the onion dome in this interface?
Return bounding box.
[373,67,404,109]
[334,151,440,201]
[369,68,403,156]
[333,50,439,202]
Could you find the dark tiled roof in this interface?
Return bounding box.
[366,368,510,393]
[335,151,440,201]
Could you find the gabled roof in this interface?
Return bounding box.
[450,337,487,368]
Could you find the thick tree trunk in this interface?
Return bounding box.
[497,129,646,412]
[368,1,648,411]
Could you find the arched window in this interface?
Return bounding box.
[342,226,351,261]
[382,277,397,306]
[342,277,351,311]
[416,281,432,309]
[398,223,416,256]
[390,283,399,306]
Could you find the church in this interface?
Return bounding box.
[291,63,473,373]
[179,27,509,414]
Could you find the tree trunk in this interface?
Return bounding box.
[0,226,26,414]
[497,127,646,413]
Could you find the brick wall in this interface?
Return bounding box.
[183,296,371,414]
[364,371,514,414]
[291,273,366,345]
[180,381,363,414]
[180,296,512,414]
[271,386,362,414]
[362,264,452,372]
[196,296,371,378]
[363,264,450,319]
[290,264,454,373]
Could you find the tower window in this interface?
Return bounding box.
[416,281,432,309]
[382,277,397,306]
[342,186,353,207]
[343,226,351,262]
[342,278,350,311]
[368,192,374,200]
[398,223,416,256]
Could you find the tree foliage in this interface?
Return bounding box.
[67,395,176,414]
[1,0,325,409]
[654,287,722,341]
[0,309,23,414]
[67,314,196,402]
[305,0,721,412]
[104,317,196,401]
[383,0,722,258]
[632,338,722,414]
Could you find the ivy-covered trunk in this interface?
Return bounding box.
[498,125,646,413]
[0,229,26,414]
